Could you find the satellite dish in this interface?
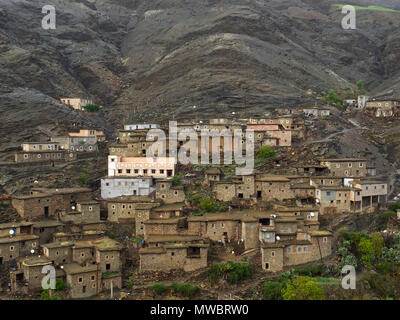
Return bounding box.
[34,180,38,184]
[30,249,35,254]
[71,206,76,210]
[9,230,15,235]
[276,236,280,241]
[60,266,64,269]
[310,212,315,217]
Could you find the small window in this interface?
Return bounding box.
[78,277,83,283]
[271,251,275,257]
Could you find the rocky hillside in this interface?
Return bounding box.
[1,0,400,139]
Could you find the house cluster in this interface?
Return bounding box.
[208,158,387,215]
[15,129,105,163]
[348,95,400,117]
[1,187,123,298]
[1,113,392,298]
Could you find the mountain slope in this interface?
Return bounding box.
[0,0,400,137]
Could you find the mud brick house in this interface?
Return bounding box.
[60,98,93,111]
[68,129,105,142]
[139,235,208,272]
[11,187,92,220]
[294,164,330,176]
[349,178,388,213]
[0,222,39,264]
[303,108,330,117]
[117,130,146,144]
[51,132,100,152]
[247,123,292,147]
[366,99,400,117]
[316,186,352,214]
[319,158,367,177]
[261,230,332,272]
[155,179,186,203]
[15,144,77,163]
[144,203,186,236]
[101,176,154,199]
[290,183,316,204]
[310,176,346,187]
[42,241,74,265]
[274,205,320,232]
[32,220,64,244]
[59,201,101,223]
[108,156,176,178]
[247,117,293,129]
[213,174,256,201]
[107,196,161,235]
[255,176,293,201]
[204,167,222,185]
[10,256,53,293]
[63,263,100,298]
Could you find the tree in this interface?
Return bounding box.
[282,276,325,300]
[83,104,100,112]
[262,281,284,300]
[326,90,343,106]
[257,146,276,160]
[356,80,366,95]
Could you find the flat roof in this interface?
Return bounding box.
[74,237,121,251]
[0,222,33,229]
[320,158,367,162]
[145,217,185,224]
[22,256,52,267]
[42,241,74,249]
[146,234,202,243]
[256,176,290,182]
[63,263,98,275]
[153,203,185,211]
[0,234,39,244]
[32,220,64,228]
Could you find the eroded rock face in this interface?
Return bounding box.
[0,0,400,135]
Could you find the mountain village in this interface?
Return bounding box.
[0,94,399,300]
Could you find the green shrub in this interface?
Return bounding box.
[208,261,252,285]
[151,283,167,296]
[79,173,87,185]
[83,104,100,112]
[172,282,199,298]
[257,146,276,160]
[262,281,284,300]
[282,276,325,300]
[41,289,58,300]
[199,198,216,212]
[389,202,400,211]
[55,279,66,291]
[294,264,325,277]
